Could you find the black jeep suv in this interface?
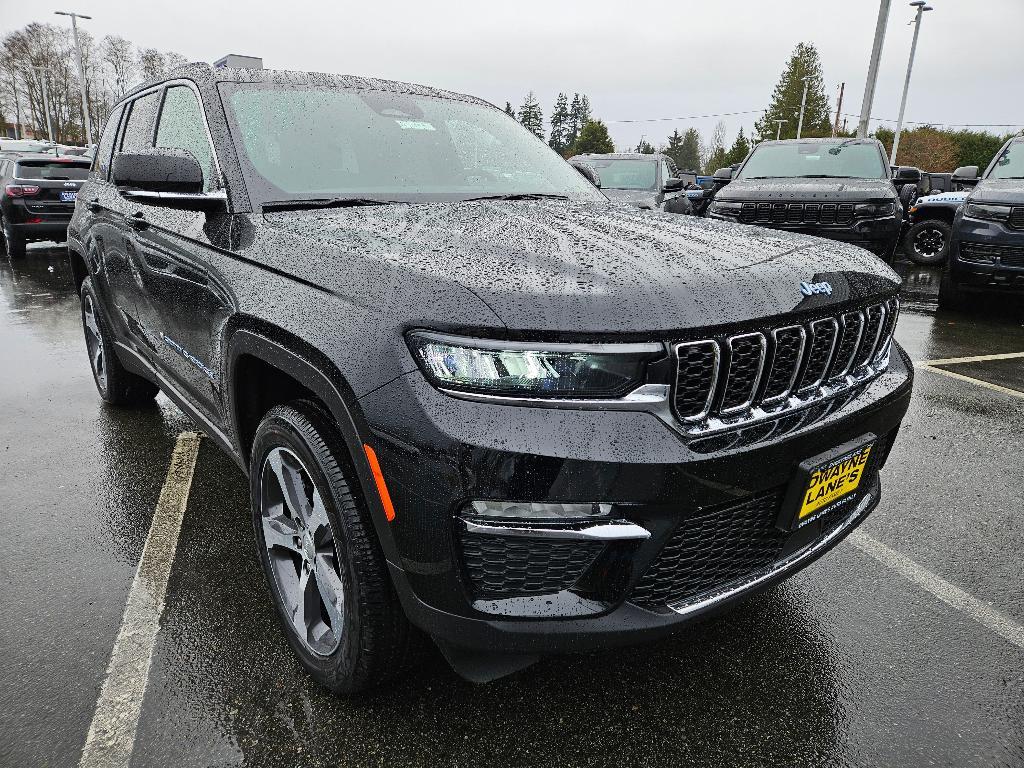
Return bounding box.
[1,153,90,258]
[69,64,913,692]
[940,136,1024,309]
[706,138,919,259]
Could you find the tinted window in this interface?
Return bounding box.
[737,141,887,180]
[95,103,124,179]
[221,83,602,205]
[119,91,161,152]
[15,161,91,180]
[156,86,215,190]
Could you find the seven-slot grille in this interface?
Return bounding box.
[739,201,855,226]
[960,241,1024,268]
[673,297,898,424]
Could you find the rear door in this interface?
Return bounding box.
[127,82,232,420]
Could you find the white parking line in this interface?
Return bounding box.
[848,530,1024,650]
[917,363,1024,399]
[919,351,1024,366]
[79,432,201,768]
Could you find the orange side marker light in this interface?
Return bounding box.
[363,444,396,522]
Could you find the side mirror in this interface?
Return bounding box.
[893,166,922,185]
[952,165,980,186]
[113,148,203,193]
[712,167,733,185]
[569,160,601,188]
[662,177,686,192]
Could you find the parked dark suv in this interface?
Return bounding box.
[940,136,1024,309]
[568,152,694,214]
[69,64,913,692]
[1,153,90,258]
[706,138,919,259]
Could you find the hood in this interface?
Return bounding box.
[969,179,1024,206]
[717,177,896,203]
[601,188,658,209]
[259,200,900,335]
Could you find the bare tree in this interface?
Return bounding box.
[137,48,166,82]
[101,35,135,98]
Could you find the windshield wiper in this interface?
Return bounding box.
[800,174,852,178]
[262,197,399,212]
[459,193,569,202]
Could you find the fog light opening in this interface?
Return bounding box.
[463,500,613,522]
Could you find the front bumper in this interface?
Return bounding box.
[706,213,901,256]
[357,343,913,654]
[950,218,1024,294]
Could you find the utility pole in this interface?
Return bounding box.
[890,1,933,166]
[832,82,845,137]
[857,0,892,138]
[774,119,787,140]
[55,11,94,147]
[796,77,811,139]
[30,66,55,144]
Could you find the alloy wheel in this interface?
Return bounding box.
[913,226,945,258]
[260,446,345,656]
[82,293,107,391]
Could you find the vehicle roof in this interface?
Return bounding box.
[125,62,493,109]
[9,153,91,163]
[571,152,667,161]
[755,137,880,146]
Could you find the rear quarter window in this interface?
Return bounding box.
[119,91,161,153]
[94,103,125,179]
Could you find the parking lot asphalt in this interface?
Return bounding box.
[2,245,1023,768]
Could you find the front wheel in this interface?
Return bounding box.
[903,219,952,265]
[250,401,423,694]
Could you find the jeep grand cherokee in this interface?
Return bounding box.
[68,64,912,692]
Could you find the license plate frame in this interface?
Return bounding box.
[778,433,876,531]
[60,191,78,202]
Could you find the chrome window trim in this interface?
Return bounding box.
[720,332,767,415]
[672,340,721,422]
[762,325,806,406]
[798,317,840,393]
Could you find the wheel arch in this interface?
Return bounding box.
[225,319,403,564]
[912,206,957,225]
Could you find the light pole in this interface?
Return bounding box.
[55,11,94,147]
[30,65,55,144]
[774,119,787,140]
[796,77,811,139]
[890,1,933,166]
[857,0,892,138]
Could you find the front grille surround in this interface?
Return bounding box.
[670,298,899,436]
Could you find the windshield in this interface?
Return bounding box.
[584,158,657,190]
[15,161,91,180]
[987,141,1024,180]
[220,83,604,206]
[737,141,887,180]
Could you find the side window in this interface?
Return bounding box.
[156,86,216,191]
[94,103,124,179]
[119,91,161,153]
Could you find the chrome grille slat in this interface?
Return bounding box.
[671,297,900,436]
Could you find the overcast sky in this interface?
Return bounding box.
[3,0,1021,150]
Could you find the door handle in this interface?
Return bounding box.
[126,211,149,231]
[87,198,101,213]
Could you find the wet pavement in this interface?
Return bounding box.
[2,244,1023,767]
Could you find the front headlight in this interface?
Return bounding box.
[709,200,743,217]
[964,203,1011,222]
[853,201,895,218]
[407,331,663,399]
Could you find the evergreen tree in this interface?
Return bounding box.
[754,42,832,141]
[504,101,516,118]
[571,119,614,155]
[636,139,655,154]
[567,93,583,147]
[724,127,751,167]
[517,91,544,139]
[664,128,702,172]
[548,92,570,154]
[578,94,592,125]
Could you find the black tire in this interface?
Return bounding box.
[250,401,423,694]
[79,276,160,405]
[903,218,952,265]
[938,265,973,311]
[1,214,26,260]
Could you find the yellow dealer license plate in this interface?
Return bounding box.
[779,434,876,530]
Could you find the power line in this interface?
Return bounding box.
[606,109,765,124]
[840,111,1022,129]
